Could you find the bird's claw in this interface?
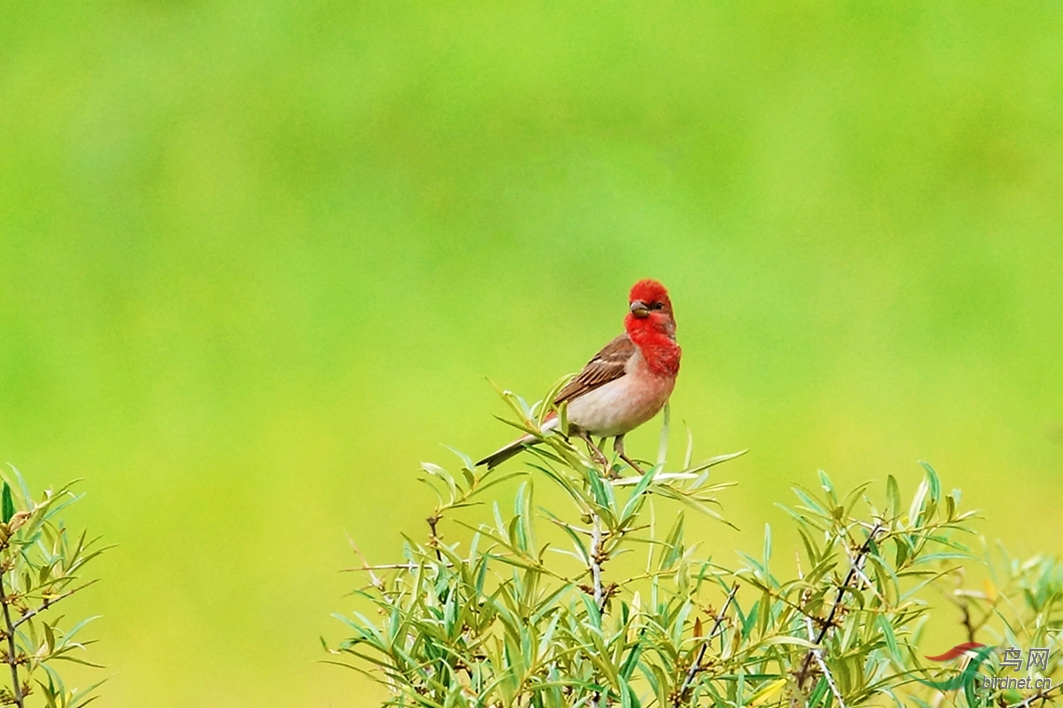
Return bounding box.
[621,457,647,476]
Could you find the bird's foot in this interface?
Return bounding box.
[619,453,647,476]
[613,436,648,476]
[604,461,623,480]
[590,451,613,478]
[580,432,612,478]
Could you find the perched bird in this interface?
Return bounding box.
[476,279,681,473]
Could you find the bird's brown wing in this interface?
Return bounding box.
[553,333,635,406]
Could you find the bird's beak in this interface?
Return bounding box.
[630,300,650,318]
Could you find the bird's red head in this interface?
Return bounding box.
[625,278,677,341]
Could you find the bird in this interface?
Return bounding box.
[476,278,681,474]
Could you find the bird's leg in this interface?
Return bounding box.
[597,437,619,477]
[577,430,610,475]
[614,435,647,476]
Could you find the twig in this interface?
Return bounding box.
[810,650,846,708]
[610,472,701,486]
[345,536,385,590]
[589,515,605,612]
[959,598,976,645]
[12,580,97,629]
[346,562,454,572]
[843,543,885,605]
[547,517,593,536]
[586,497,610,708]
[805,610,846,708]
[1008,684,1060,708]
[792,557,848,708]
[795,522,883,689]
[941,568,980,645]
[427,514,444,563]
[675,582,740,705]
[0,568,24,708]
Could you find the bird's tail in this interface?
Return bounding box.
[476,416,560,468]
[475,433,539,468]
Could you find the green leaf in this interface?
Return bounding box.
[919,461,941,504]
[656,401,671,466]
[806,678,828,708]
[792,486,829,518]
[818,469,834,495]
[885,475,900,520]
[762,523,772,570]
[756,635,821,649]
[876,614,901,663]
[2,482,14,523]
[619,467,657,523]
[796,525,821,566]
[908,477,928,525]
[681,449,748,475]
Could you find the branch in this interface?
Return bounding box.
[427,514,443,563]
[589,515,605,612]
[1008,684,1061,708]
[12,580,98,630]
[0,568,24,708]
[958,597,976,645]
[805,610,846,708]
[547,517,593,536]
[675,582,740,705]
[587,492,610,708]
[795,522,883,689]
[345,563,449,572]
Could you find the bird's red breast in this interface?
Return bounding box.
[624,279,681,377]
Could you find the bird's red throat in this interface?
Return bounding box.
[625,316,681,377]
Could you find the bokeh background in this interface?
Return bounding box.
[2,2,1062,706]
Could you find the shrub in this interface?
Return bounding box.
[0,469,106,708]
[328,391,1061,707]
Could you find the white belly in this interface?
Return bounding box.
[565,353,675,438]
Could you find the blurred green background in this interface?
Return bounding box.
[2,2,1062,705]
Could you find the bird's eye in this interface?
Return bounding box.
[651,302,664,310]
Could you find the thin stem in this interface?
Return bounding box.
[795,522,882,689]
[805,611,847,708]
[587,487,608,707]
[1008,685,1060,708]
[547,517,593,536]
[427,514,444,563]
[675,582,739,705]
[589,515,605,612]
[810,650,846,708]
[0,567,24,708]
[12,580,96,630]
[959,598,976,644]
[939,568,982,645]
[346,562,450,572]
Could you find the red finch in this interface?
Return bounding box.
[476,279,681,473]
